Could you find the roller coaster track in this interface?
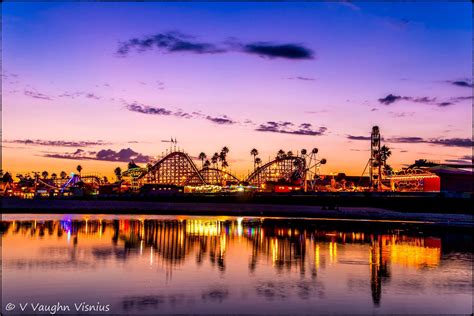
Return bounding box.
[185,167,241,186]
[136,151,206,186]
[245,156,305,186]
[125,151,306,188]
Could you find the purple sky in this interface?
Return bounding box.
[2,2,472,177]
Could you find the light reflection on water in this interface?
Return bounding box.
[2,214,472,314]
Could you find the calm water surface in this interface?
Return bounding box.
[2,214,472,314]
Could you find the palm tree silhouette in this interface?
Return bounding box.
[276,149,285,160]
[198,152,207,169]
[219,147,230,169]
[76,165,83,175]
[60,171,67,179]
[204,160,211,169]
[211,153,219,168]
[41,171,49,179]
[114,167,122,182]
[380,145,391,164]
[51,173,57,181]
[250,148,259,170]
[2,172,13,183]
[301,149,307,156]
[255,157,262,168]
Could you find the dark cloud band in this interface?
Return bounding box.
[117,32,314,60]
[45,148,151,163]
[256,121,326,136]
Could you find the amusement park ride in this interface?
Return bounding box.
[122,147,327,192]
[3,126,444,198]
[362,126,440,192]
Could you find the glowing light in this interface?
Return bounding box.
[237,217,243,237]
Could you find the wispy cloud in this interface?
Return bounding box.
[59,91,101,100]
[117,32,224,56]
[126,103,173,116]
[448,80,473,88]
[125,101,233,124]
[256,121,326,136]
[347,135,373,141]
[45,148,151,163]
[5,139,110,147]
[242,43,314,60]
[378,93,472,107]
[205,116,235,125]
[444,155,473,164]
[117,31,314,60]
[287,76,316,81]
[347,135,472,148]
[24,90,52,100]
[378,94,436,105]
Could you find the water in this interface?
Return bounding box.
[2,214,472,314]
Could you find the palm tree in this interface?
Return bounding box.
[222,160,229,168]
[76,165,83,175]
[380,145,392,166]
[276,149,285,160]
[60,171,67,179]
[211,153,219,168]
[198,152,207,168]
[219,147,230,169]
[2,172,13,183]
[250,148,259,169]
[287,151,294,157]
[255,157,262,168]
[312,148,319,154]
[51,173,57,181]
[301,149,307,156]
[41,171,49,179]
[114,167,122,181]
[204,160,211,168]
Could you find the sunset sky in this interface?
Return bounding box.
[2,2,472,178]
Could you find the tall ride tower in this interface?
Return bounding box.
[369,126,382,191]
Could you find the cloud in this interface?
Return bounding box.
[347,135,372,141]
[378,94,436,105]
[45,148,151,163]
[242,43,314,60]
[448,80,473,88]
[205,116,235,125]
[126,103,172,116]
[117,32,314,61]
[389,111,415,118]
[449,96,473,103]
[256,121,326,136]
[24,90,52,100]
[346,135,472,148]
[378,94,403,105]
[125,102,195,119]
[59,91,101,100]
[387,137,473,148]
[378,93,472,107]
[117,32,226,56]
[443,155,473,164]
[437,102,452,107]
[288,76,316,81]
[5,139,110,147]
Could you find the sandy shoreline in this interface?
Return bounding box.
[1,198,472,227]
